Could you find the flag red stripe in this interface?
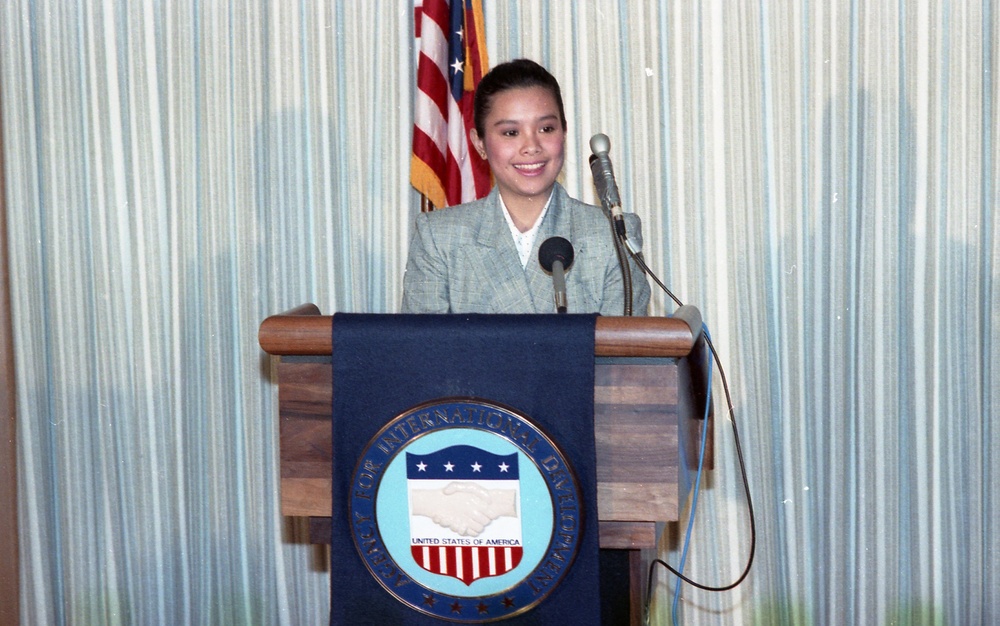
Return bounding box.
[444,150,464,207]
[420,0,449,33]
[415,54,450,118]
[413,127,447,174]
[460,96,491,197]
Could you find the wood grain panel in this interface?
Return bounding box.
[279,418,331,466]
[593,361,679,521]
[281,478,333,517]
[598,481,678,521]
[277,361,332,418]
[276,358,689,523]
[278,362,332,482]
[597,522,658,550]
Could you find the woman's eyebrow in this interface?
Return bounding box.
[492,113,560,127]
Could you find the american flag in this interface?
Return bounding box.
[410,0,491,209]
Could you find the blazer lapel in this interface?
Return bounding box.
[525,186,573,313]
[473,191,538,313]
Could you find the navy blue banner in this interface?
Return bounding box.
[330,314,601,625]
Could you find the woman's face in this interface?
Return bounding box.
[471,85,566,212]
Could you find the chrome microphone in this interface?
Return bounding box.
[589,133,626,238]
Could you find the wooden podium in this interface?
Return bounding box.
[258,304,713,625]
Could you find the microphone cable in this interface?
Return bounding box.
[612,234,756,610]
[670,327,713,626]
[585,133,754,602]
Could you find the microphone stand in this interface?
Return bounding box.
[606,210,634,316]
[589,151,634,316]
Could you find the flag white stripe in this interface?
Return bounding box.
[438,546,447,574]
[445,95,477,199]
[414,90,448,153]
[417,12,448,71]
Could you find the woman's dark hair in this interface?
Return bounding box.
[473,59,567,136]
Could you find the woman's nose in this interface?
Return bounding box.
[520,132,541,154]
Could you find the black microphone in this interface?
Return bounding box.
[589,133,627,238]
[538,237,575,314]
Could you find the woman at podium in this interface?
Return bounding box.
[401,59,650,315]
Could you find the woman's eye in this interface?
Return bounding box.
[540,125,555,133]
[502,129,518,137]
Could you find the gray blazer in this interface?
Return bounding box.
[401,184,651,315]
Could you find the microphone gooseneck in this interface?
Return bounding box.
[538,237,575,314]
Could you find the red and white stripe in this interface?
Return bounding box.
[412,545,523,585]
[410,0,491,209]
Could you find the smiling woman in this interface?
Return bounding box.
[401,59,651,315]
[469,84,565,229]
[467,61,567,229]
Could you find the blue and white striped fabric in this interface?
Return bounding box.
[1,1,995,624]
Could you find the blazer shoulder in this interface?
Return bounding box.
[419,195,495,239]
[564,194,644,237]
[554,194,613,239]
[424,194,495,223]
[552,188,604,220]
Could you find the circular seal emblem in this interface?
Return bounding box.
[348,398,585,622]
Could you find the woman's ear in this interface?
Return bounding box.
[470,128,487,160]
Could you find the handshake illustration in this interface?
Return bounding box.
[410,481,518,537]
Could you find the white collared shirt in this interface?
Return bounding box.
[499,193,553,268]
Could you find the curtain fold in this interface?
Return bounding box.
[1,1,995,623]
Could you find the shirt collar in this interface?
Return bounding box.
[499,192,553,268]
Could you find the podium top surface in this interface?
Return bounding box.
[258,304,700,358]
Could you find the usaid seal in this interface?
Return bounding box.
[349,398,584,622]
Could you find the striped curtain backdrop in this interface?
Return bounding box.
[1,1,996,624]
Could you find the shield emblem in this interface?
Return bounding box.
[407,445,523,585]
